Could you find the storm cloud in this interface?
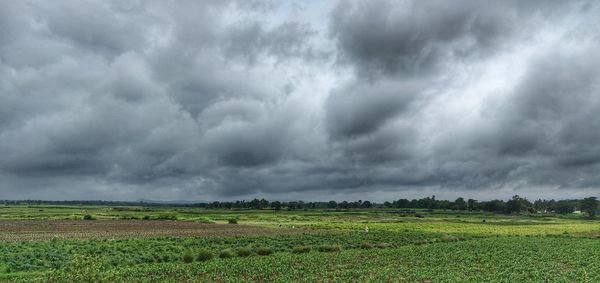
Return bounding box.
[0,0,599,201]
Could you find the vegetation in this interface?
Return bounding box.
[236,248,253,257]
[219,249,236,258]
[581,197,599,219]
[2,195,598,214]
[0,200,597,282]
[196,249,213,261]
[182,252,194,264]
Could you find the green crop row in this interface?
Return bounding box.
[5,237,597,283]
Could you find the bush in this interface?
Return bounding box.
[228,218,238,224]
[376,243,391,249]
[440,235,458,242]
[360,242,374,249]
[236,248,252,257]
[83,214,95,220]
[196,249,213,261]
[256,247,272,256]
[182,252,194,263]
[219,249,236,258]
[292,246,311,254]
[156,215,177,220]
[316,245,341,252]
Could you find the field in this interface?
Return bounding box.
[0,205,599,282]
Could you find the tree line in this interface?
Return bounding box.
[201,195,598,218]
[1,195,598,218]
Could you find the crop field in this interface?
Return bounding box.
[0,220,302,242]
[0,205,599,282]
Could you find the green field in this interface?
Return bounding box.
[0,205,599,282]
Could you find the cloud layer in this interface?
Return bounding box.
[1,0,599,201]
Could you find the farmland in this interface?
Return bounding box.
[0,205,599,282]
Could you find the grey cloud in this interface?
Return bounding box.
[329,0,518,77]
[1,0,599,201]
[225,21,319,63]
[493,47,600,169]
[325,79,423,139]
[40,1,152,58]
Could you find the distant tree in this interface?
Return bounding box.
[270,201,282,210]
[327,201,338,209]
[533,199,547,213]
[454,197,467,211]
[554,200,575,214]
[339,201,349,209]
[505,195,531,214]
[395,199,410,208]
[483,200,505,213]
[259,198,269,209]
[467,199,477,211]
[581,197,599,219]
[249,198,260,209]
[362,201,372,208]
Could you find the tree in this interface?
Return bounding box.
[467,199,477,211]
[362,201,372,208]
[270,201,282,210]
[581,197,599,219]
[505,195,531,214]
[327,200,338,209]
[395,199,410,208]
[554,200,575,214]
[454,197,467,211]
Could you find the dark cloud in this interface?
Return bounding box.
[0,0,599,201]
[325,79,419,139]
[329,0,519,77]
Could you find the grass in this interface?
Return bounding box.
[7,237,596,282]
[0,204,598,282]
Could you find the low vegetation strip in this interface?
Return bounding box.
[8,237,597,283]
[0,220,303,242]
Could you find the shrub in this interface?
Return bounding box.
[219,249,236,258]
[316,245,341,252]
[156,215,177,220]
[236,248,252,257]
[228,218,238,224]
[196,249,213,261]
[360,242,374,249]
[256,247,272,256]
[292,246,311,254]
[182,252,194,263]
[440,235,458,242]
[83,214,95,220]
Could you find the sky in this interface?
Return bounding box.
[1,0,600,202]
